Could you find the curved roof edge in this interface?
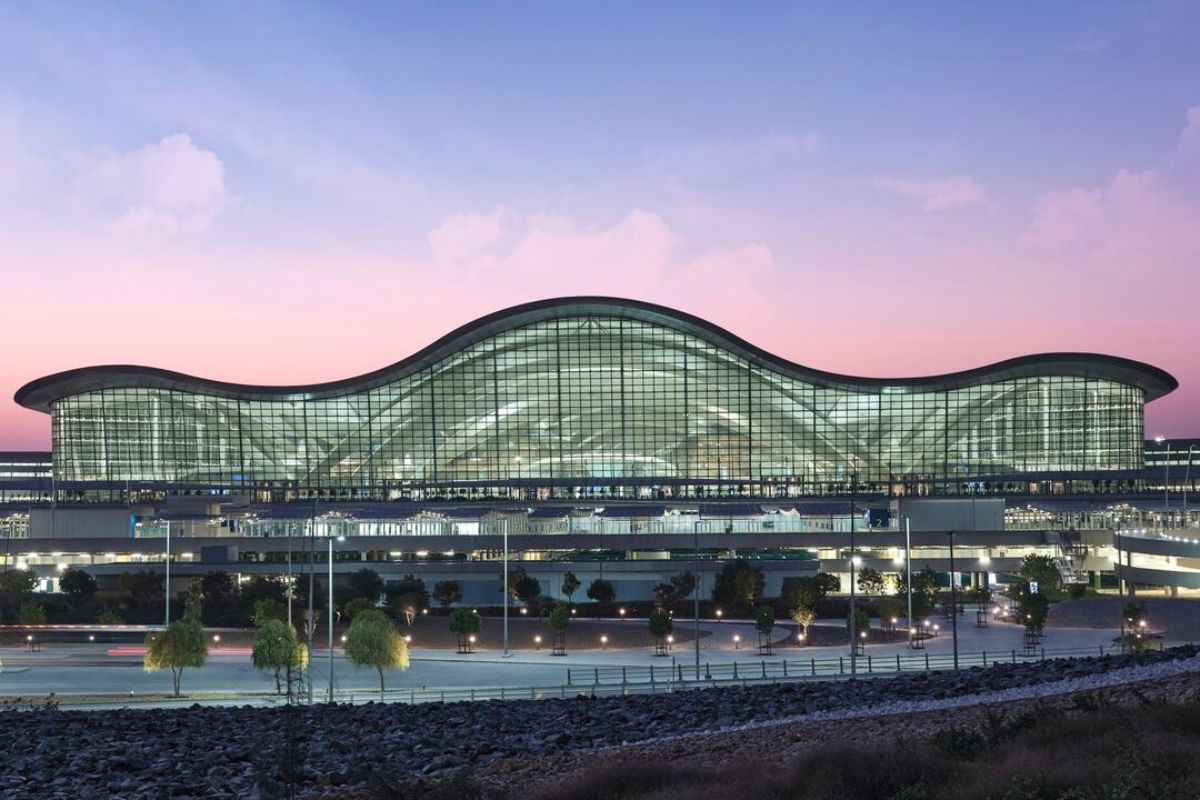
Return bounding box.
[14,296,1180,412]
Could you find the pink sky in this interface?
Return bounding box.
[1,5,1197,449]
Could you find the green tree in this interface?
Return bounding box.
[343,597,377,620]
[781,575,829,612]
[561,572,581,603]
[1016,585,1050,632]
[433,580,462,608]
[648,608,673,649]
[755,606,776,635]
[448,607,481,651]
[849,607,871,638]
[18,601,46,626]
[711,560,764,613]
[144,618,208,697]
[791,605,816,643]
[0,569,39,621]
[896,567,940,619]
[345,609,409,693]
[586,578,616,606]
[816,572,841,597]
[343,569,385,604]
[59,568,97,604]
[514,573,542,605]
[252,598,287,626]
[1017,555,1061,595]
[876,596,904,628]
[548,601,570,653]
[653,582,677,609]
[669,571,697,601]
[385,574,428,626]
[856,567,885,597]
[252,618,307,694]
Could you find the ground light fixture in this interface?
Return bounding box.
[404,634,412,644]
[733,634,741,649]
[618,607,626,617]
[715,609,723,621]
[600,635,608,650]
[534,634,542,650]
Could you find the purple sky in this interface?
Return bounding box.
[1,2,1198,449]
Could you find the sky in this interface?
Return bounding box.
[1,1,1198,450]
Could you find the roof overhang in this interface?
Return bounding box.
[14,296,1180,412]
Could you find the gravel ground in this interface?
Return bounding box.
[1,646,1198,799]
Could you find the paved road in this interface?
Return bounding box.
[0,616,1148,705]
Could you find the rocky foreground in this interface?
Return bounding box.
[2,647,1199,799]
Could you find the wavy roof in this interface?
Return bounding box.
[14,296,1179,411]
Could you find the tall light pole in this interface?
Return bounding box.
[306,499,316,705]
[905,517,913,648]
[328,533,344,703]
[1157,436,1170,528]
[163,518,171,628]
[848,468,857,676]
[693,518,701,678]
[503,516,510,657]
[948,529,958,670]
[1184,445,1195,529]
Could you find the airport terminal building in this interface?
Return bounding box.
[4,297,1198,602]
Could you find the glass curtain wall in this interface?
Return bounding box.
[50,316,1145,491]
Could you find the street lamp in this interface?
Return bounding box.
[328,534,345,703]
[947,529,959,670]
[163,518,171,628]
[848,466,858,676]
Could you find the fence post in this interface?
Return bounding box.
[470,689,475,701]
[896,653,901,672]
[867,655,872,673]
[622,666,627,684]
[678,664,684,682]
[811,658,816,676]
[706,662,711,680]
[783,660,788,677]
[531,687,535,700]
[761,661,767,679]
[650,664,655,683]
[500,687,505,700]
[924,652,929,671]
[1011,649,1016,663]
[594,667,600,684]
[733,662,739,679]
[839,657,844,674]
[567,668,572,685]
[982,649,987,666]
[1041,647,1045,661]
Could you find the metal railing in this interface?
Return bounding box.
[332,644,1124,707]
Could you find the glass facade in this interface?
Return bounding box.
[46,311,1148,494]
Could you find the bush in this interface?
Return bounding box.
[17,602,46,626]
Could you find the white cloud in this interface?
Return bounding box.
[428,208,510,267]
[875,174,988,211]
[74,133,227,235]
[1020,106,1200,273]
[426,208,775,293]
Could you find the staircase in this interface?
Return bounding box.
[1050,530,1088,585]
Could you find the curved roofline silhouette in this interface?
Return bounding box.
[15,296,1179,411]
